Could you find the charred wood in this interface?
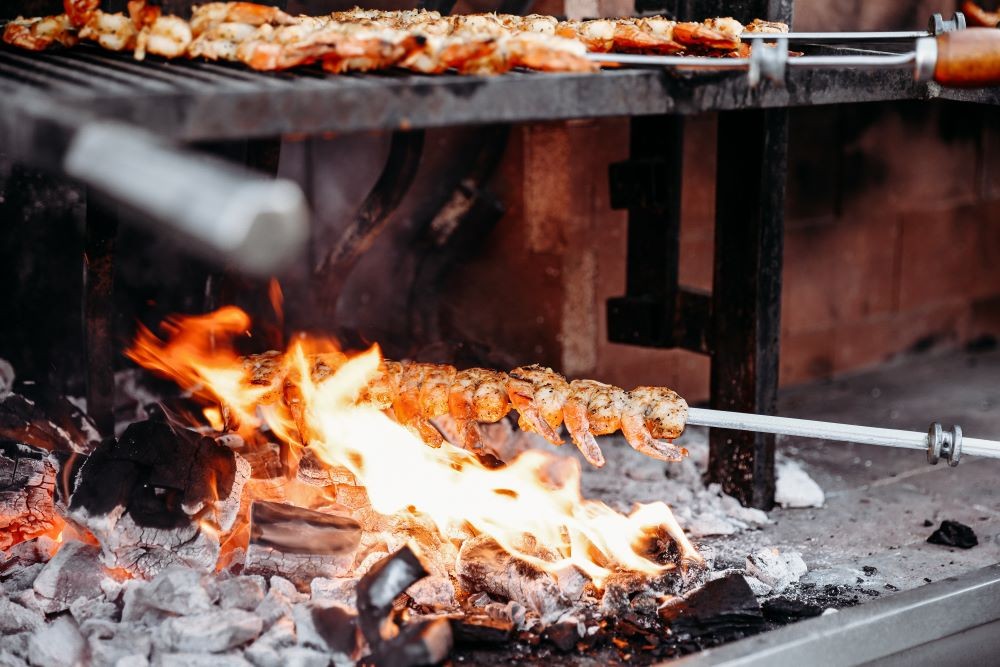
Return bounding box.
[0,442,63,551]
[244,501,361,590]
[67,420,248,577]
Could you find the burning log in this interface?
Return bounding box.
[0,441,63,551]
[67,420,249,577]
[243,501,362,589]
[456,535,589,625]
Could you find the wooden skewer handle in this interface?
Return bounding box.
[934,27,1000,87]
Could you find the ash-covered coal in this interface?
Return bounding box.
[0,442,63,551]
[68,419,249,577]
[927,520,979,549]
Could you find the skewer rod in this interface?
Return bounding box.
[686,407,1000,460]
[741,30,930,41]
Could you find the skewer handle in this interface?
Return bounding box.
[929,27,1000,86]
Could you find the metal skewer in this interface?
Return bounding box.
[738,11,966,42]
[686,407,1000,466]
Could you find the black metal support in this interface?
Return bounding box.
[313,130,426,311]
[707,108,787,510]
[606,115,712,355]
[83,193,117,437]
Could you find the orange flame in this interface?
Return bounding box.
[127,307,699,586]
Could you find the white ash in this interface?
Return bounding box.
[243,616,296,667]
[577,426,771,538]
[745,548,808,594]
[0,596,44,634]
[155,651,252,667]
[775,457,825,509]
[122,567,217,624]
[243,544,354,590]
[217,575,267,611]
[0,357,15,399]
[310,577,357,608]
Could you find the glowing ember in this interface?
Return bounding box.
[127,307,700,587]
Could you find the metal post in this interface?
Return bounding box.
[708,108,788,510]
[84,193,117,437]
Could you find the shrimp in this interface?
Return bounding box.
[135,15,193,60]
[612,18,684,54]
[673,17,743,51]
[506,365,569,445]
[398,34,498,74]
[188,21,260,61]
[3,15,78,51]
[562,379,633,467]
[64,0,100,28]
[79,11,139,52]
[393,362,454,447]
[190,2,297,37]
[499,32,597,73]
[556,19,615,52]
[448,368,511,451]
[623,387,689,462]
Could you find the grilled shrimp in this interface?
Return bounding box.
[506,365,569,445]
[398,34,498,74]
[65,0,99,28]
[611,18,684,54]
[3,15,78,51]
[190,2,297,37]
[672,17,742,51]
[556,19,615,52]
[393,362,454,447]
[744,18,789,34]
[448,368,511,450]
[79,11,138,52]
[623,387,689,462]
[499,32,597,73]
[562,379,634,467]
[188,21,259,61]
[135,15,193,60]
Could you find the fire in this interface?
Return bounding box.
[127,307,698,587]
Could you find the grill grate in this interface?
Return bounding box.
[0,42,951,142]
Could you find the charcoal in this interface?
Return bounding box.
[0,648,29,667]
[86,621,153,665]
[293,601,359,658]
[27,616,86,667]
[255,581,299,632]
[153,609,263,653]
[156,652,252,667]
[70,596,119,624]
[0,442,62,550]
[244,616,296,667]
[762,597,825,623]
[451,613,515,646]
[32,541,112,613]
[310,577,358,608]
[277,646,331,667]
[0,597,44,634]
[296,449,356,487]
[356,546,428,644]
[370,617,453,667]
[244,502,361,590]
[68,421,249,577]
[122,567,217,623]
[661,574,765,641]
[269,576,308,603]
[218,576,267,611]
[542,618,582,652]
[457,535,587,624]
[406,575,457,610]
[1,562,45,595]
[0,390,100,455]
[927,520,979,549]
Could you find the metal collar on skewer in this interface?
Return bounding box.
[748,38,788,87]
[927,422,963,466]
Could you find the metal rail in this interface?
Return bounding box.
[669,563,1000,667]
[688,407,1000,463]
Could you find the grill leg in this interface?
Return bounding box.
[84,193,117,437]
[707,108,787,510]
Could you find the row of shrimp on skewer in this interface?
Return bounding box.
[4,1,787,75]
[229,350,690,469]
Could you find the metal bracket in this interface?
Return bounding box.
[927,422,963,466]
[929,12,967,36]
